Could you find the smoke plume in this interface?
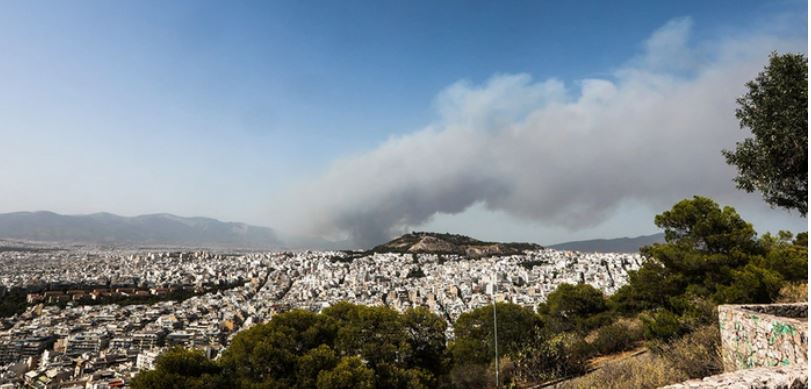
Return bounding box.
[280,18,806,247]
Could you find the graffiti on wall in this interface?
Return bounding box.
[718,304,808,372]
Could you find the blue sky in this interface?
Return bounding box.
[0,1,807,246]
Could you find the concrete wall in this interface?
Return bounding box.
[718,303,807,372]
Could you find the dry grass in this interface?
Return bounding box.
[559,353,686,389]
[776,282,808,303]
[558,323,722,389]
[663,323,722,378]
[587,347,646,370]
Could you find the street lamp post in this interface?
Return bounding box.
[492,279,500,389]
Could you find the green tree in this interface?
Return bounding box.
[651,196,758,257]
[402,307,448,375]
[374,364,436,389]
[713,263,784,304]
[219,309,337,387]
[316,356,375,389]
[324,302,444,387]
[330,304,411,369]
[642,196,760,295]
[756,231,808,282]
[613,196,800,315]
[130,347,226,389]
[610,261,684,313]
[723,52,808,214]
[538,283,611,333]
[451,302,542,365]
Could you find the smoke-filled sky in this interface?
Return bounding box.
[0,1,807,247]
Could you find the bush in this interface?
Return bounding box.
[777,282,808,303]
[449,358,514,389]
[669,295,717,328]
[560,325,722,389]
[661,324,722,379]
[559,353,687,389]
[589,319,643,355]
[641,310,683,341]
[449,362,490,389]
[513,333,590,384]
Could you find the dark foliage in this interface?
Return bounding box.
[723,52,808,214]
[451,302,542,365]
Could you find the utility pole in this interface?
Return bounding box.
[492,277,500,389]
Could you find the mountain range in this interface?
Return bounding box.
[0,211,281,248]
[0,211,663,252]
[548,233,665,253]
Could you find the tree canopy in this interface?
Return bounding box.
[129,347,227,389]
[133,303,448,389]
[723,52,808,214]
[451,302,542,365]
[612,196,806,339]
[538,283,611,333]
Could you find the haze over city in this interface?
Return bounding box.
[1,0,806,246]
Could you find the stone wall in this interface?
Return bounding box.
[661,365,808,389]
[718,303,807,372]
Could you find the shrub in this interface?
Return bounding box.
[513,332,589,384]
[449,358,513,389]
[641,310,683,341]
[661,324,722,379]
[559,353,687,389]
[777,282,808,303]
[670,295,717,328]
[589,319,643,355]
[449,362,490,389]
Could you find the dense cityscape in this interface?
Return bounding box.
[0,243,642,388]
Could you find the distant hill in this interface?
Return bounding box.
[0,211,281,248]
[548,233,664,253]
[371,232,542,257]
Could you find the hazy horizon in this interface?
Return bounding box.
[1,1,807,246]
